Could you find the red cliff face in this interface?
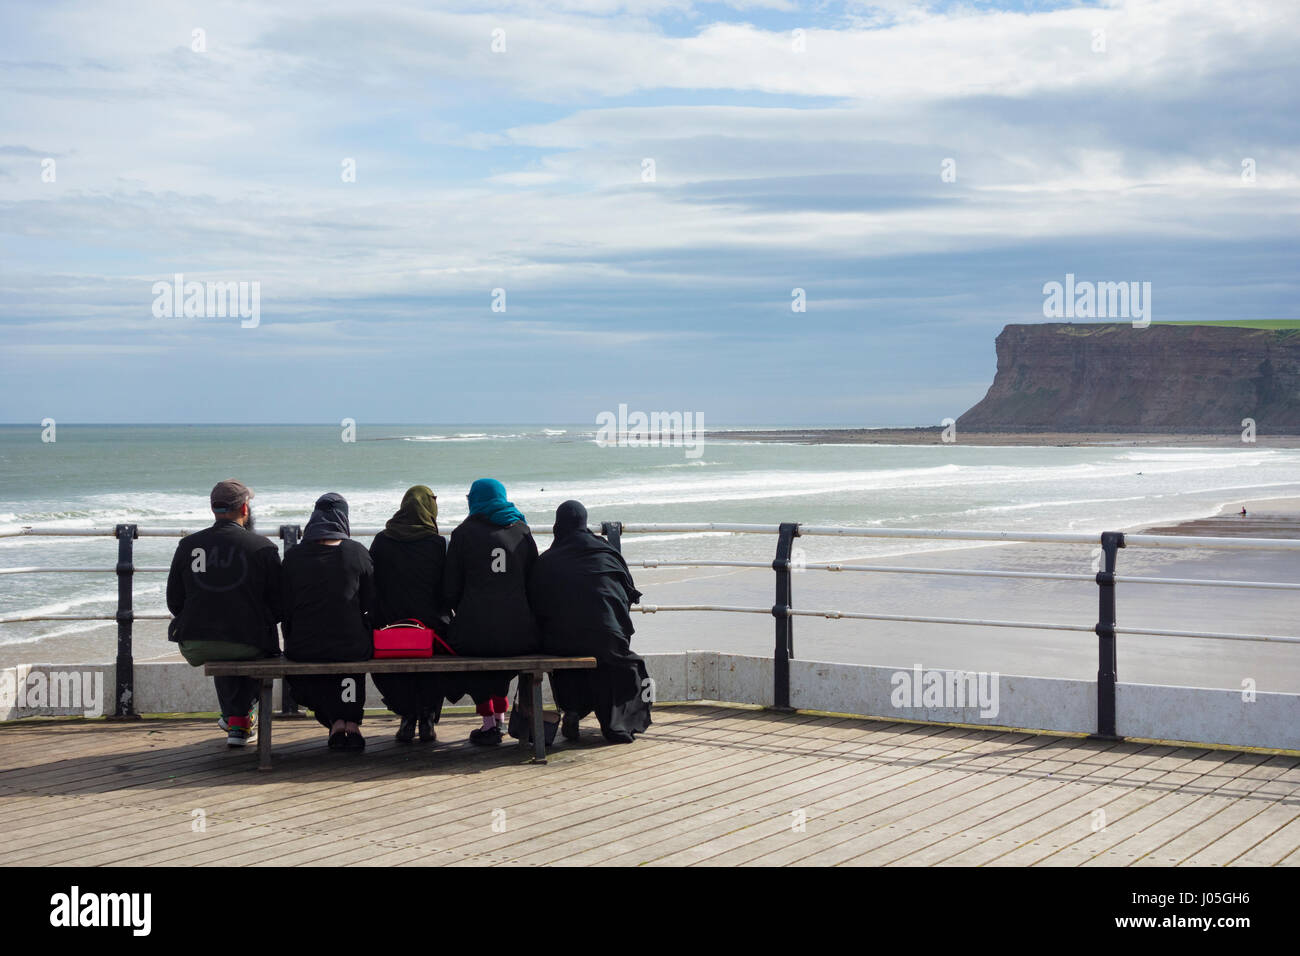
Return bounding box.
[957,324,1300,433]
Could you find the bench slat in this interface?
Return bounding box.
[204,655,596,677]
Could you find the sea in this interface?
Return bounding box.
[4,423,1300,653]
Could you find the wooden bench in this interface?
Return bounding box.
[204,655,596,770]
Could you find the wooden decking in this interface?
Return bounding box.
[0,704,1296,866]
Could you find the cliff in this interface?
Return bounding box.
[957,323,1300,433]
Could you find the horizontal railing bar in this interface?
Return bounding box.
[1113,575,1300,591]
[0,567,170,574]
[0,613,172,624]
[0,526,558,539]
[630,604,1296,643]
[1119,533,1300,551]
[622,523,1300,551]
[806,563,1300,591]
[616,559,1300,592]
[806,563,1093,582]
[631,604,771,614]
[796,526,1101,544]
[1115,626,1300,645]
[631,603,1093,631]
[628,560,772,570]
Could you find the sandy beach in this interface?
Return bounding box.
[708,428,1300,447]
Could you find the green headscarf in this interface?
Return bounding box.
[384,485,439,540]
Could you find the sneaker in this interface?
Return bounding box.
[468,726,503,746]
[418,712,435,742]
[226,716,253,748]
[328,730,348,750]
[345,730,366,751]
[219,705,258,738]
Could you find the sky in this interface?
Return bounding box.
[0,0,1297,425]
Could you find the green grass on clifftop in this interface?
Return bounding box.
[1153,320,1300,329]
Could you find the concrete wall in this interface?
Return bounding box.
[2,654,1296,752]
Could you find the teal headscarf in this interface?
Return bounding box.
[467,478,525,527]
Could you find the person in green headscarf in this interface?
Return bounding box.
[369,485,456,743]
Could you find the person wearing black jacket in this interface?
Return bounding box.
[529,500,651,744]
[281,492,374,751]
[167,479,281,747]
[443,478,539,745]
[370,485,451,743]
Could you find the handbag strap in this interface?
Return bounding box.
[379,618,427,631]
[432,633,457,656]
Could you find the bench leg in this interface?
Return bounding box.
[258,679,273,771]
[529,671,546,765]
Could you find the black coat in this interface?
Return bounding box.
[166,519,282,653]
[530,520,651,739]
[529,529,642,664]
[369,531,450,636]
[443,514,539,657]
[281,539,374,662]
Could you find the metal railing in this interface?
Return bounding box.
[2,520,1297,738]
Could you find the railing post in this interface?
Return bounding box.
[1092,531,1125,740]
[278,524,302,717]
[771,522,800,712]
[111,523,139,719]
[600,521,623,553]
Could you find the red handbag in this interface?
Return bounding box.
[372,619,455,659]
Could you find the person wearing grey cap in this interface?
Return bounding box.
[166,479,283,747]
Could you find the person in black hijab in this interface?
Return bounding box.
[281,492,374,751]
[370,485,450,743]
[529,500,651,744]
[443,479,539,745]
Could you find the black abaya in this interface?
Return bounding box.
[529,501,651,741]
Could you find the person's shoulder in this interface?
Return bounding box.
[342,538,372,560]
[451,516,483,537]
[176,526,208,548]
[246,530,279,552]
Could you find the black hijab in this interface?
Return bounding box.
[544,500,641,601]
[552,499,590,539]
[301,492,351,543]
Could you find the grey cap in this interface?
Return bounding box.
[210,479,253,513]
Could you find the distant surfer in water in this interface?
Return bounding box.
[1240,506,1248,516]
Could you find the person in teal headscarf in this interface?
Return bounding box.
[466,478,525,526]
[444,478,540,745]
